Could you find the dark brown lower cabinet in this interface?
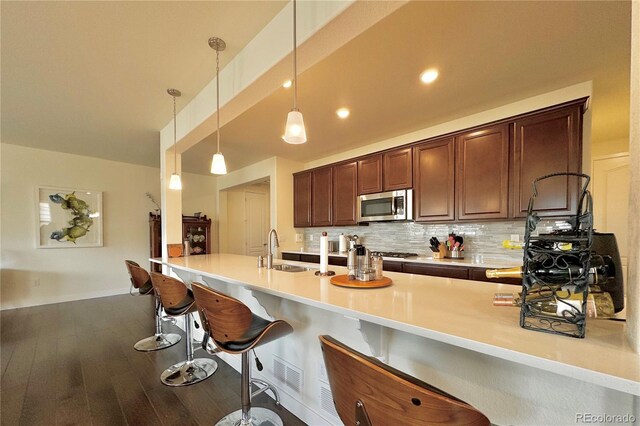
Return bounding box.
[382,261,403,272]
[402,263,469,280]
[281,253,520,285]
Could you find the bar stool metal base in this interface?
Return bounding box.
[160,358,218,387]
[215,407,283,426]
[134,333,181,352]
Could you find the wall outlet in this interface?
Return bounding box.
[295,233,303,243]
[510,234,520,242]
[308,234,314,241]
[33,278,40,287]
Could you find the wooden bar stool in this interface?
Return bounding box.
[150,272,218,387]
[319,335,490,426]
[191,282,293,426]
[125,260,181,352]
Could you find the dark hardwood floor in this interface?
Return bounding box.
[1,294,306,426]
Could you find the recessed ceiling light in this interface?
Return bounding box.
[420,69,439,84]
[283,79,292,88]
[336,108,350,119]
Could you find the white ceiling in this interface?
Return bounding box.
[1,0,287,167]
[1,1,631,175]
[183,0,631,174]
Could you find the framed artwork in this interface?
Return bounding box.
[36,186,103,248]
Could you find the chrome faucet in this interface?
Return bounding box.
[266,229,280,269]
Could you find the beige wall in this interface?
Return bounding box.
[625,0,639,351]
[181,172,218,252]
[0,144,161,309]
[592,138,629,158]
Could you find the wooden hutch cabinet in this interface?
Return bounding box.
[149,214,212,272]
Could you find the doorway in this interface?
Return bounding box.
[220,179,270,256]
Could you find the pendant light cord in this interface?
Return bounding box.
[216,48,221,154]
[293,0,298,111]
[173,94,177,172]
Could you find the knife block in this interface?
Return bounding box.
[432,244,448,259]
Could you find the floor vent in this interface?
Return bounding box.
[319,379,340,420]
[272,356,303,394]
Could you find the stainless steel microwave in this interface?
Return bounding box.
[357,189,413,223]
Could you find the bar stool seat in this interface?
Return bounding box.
[192,282,293,426]
[319,335,490,426]
[150,272,218,387]
[125,260,181,352]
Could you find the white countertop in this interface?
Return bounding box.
[282,249,522,269]
[152,253,639,396]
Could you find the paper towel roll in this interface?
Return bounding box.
[320,232,329,273]
[339,233,347,253]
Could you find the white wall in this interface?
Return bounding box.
[181,171,218,253]
[0,144,161,309]
[220,183,270,256]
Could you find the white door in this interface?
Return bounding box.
[245,191,267,256]
[592,153,630,285]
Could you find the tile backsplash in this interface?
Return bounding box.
[302,219,568,262]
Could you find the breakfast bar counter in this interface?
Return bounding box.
[152,253,639,424]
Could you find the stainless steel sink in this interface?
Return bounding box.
[271,263,315,272]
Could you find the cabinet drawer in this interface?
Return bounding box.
[282,253,301,262]
[383,261,403,272]
[300,254,320,264]
[329,256,347,267]
[402,263,469,280]
[468,268,522,286]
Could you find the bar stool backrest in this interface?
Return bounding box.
[125,260,151,290]
[319,335,490,426]
[150,272,189,309]
[191,282,253,344]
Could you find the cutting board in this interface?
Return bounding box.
[330,274,392,289]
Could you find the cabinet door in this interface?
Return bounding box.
[293,171,312,228]
[312,167,333,226]
[402,263,469,280]
[357,154,383,195]
[457,124,510,220]
[332,162,358,226]
[413,137,455,222]
[511,104,583,218]
[383,147,412,191]
[300,254,320,263]
[383,261,403,272]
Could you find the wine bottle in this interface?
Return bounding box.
[492,291,615,319]
[486,264,611,285]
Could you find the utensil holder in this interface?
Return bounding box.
[446,250,465,259]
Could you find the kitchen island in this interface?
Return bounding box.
[152,254,639,425]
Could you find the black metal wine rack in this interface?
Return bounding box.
[521,173,593,338]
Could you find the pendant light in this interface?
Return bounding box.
[167,88,182,190]
[283,0,307,144]
[209,37,228,175]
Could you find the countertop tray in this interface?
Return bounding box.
[330,274,392,288]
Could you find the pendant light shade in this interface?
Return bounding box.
[283,0,307,144]
[283,110,307,144]
[209,37,228,175]
[210,153,227,175]
[169,173,182,190]
[167,88,182,190]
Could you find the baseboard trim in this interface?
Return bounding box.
[0,286,131,311]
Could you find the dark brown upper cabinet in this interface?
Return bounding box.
[456,124,510,220]
[357,154,383,195]
[293,171,312,228]
[312,167,333,226]
[413,137,455,222]
[511,103,583,218]
[383,147,413,191]
[332,162,358,226]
